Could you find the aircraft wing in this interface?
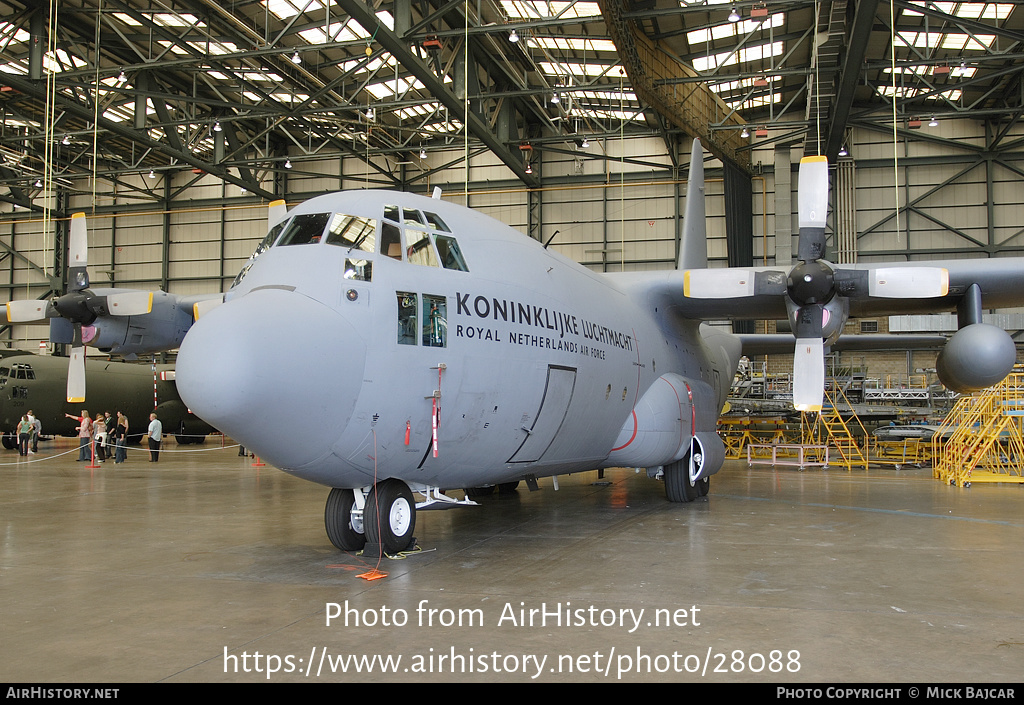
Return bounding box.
[619,257,1024,323]
[736,333,947,356]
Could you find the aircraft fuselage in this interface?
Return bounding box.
[176,190,737,493]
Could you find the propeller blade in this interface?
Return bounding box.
[268,199,288,228]
[685,269,754,298]
[67,346,86,403]
[868,267,949,298]
[798,157,828,230]
[793,337,825,412]
[6,300,48,323]
[106,291,154,316]
[68,212,89,291]
[792,303,825,411]
[796,156,829,262]
[684,269,788,298]
[192,296,224,320]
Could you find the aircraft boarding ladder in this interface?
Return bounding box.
[931,367,1024,488]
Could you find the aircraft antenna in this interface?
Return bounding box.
[542,230,560,249]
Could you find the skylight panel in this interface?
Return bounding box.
[44,49,88,73]
[299,19,373,44]
[501,1,602,19]
[365,77,425,100]
[876,85,962,101]
[528,37,618,52]
[264,0,327,21]
[897,31,996,50]
[904,2,1014,20]
[692,41,783,72]
[568,106,646,122]
[537,61,623,77]
[0,61,28,76]
[0,22,30,44]
[687,13,785,45]
[151,13,203,28]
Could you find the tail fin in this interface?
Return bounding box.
[677,139,707,271]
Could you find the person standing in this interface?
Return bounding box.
[93,413,107,462]
[29,411,41,453]
[146,412,162,462]
[66,411,92,461]
[113,412,128,464]
[17,415,32,456]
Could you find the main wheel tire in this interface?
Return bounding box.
[497,481,520,493]
[364,479,416,554]
[2,433,16,450]
[464,485,495,498]
[664,458,700,502]
[325,488,366,551]
[696,476,709,497]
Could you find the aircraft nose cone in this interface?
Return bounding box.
[176,288,365,468]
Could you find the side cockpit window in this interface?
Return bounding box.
[434,234,469,272]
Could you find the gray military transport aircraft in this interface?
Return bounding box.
[0,352,213,448]
[5,140,1022,556]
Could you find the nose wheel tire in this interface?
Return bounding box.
[325,488,366,551]
[364,479,416,554]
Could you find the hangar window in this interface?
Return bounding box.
[423,294,447,347]
[325,214,377,252]
[397,292,418,345]
[434,234,469,272]
[276,212,331,246]
[860,320,879,333]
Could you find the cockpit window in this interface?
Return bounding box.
[257,222,285,256]
[434,234,469,271]
[381,222,403,260]
[325,214,377,253]
[384,204,400,222]
[12,364,34,380]
[402,208,424,225]
[424,212,450,232]
[276,213,330,246]
[406,230,439,268]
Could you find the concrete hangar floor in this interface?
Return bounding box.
[1,437,1021,684]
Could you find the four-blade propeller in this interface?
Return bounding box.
[684,156,949,411]
[5,213,153,402]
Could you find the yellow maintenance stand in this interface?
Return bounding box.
[931,367,1024,488]
[800,386,869,471]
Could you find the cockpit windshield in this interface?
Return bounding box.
[277,213,331,246]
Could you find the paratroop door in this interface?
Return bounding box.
[508,365,577,463]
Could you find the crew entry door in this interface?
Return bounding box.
[508,365,577,463]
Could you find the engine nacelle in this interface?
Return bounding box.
[607,373,695,467]
[936,323,1017,393]
[85,290,195,356]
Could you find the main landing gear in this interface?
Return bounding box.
[324,479,417,556]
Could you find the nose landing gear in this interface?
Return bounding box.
[324,479,417,556]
